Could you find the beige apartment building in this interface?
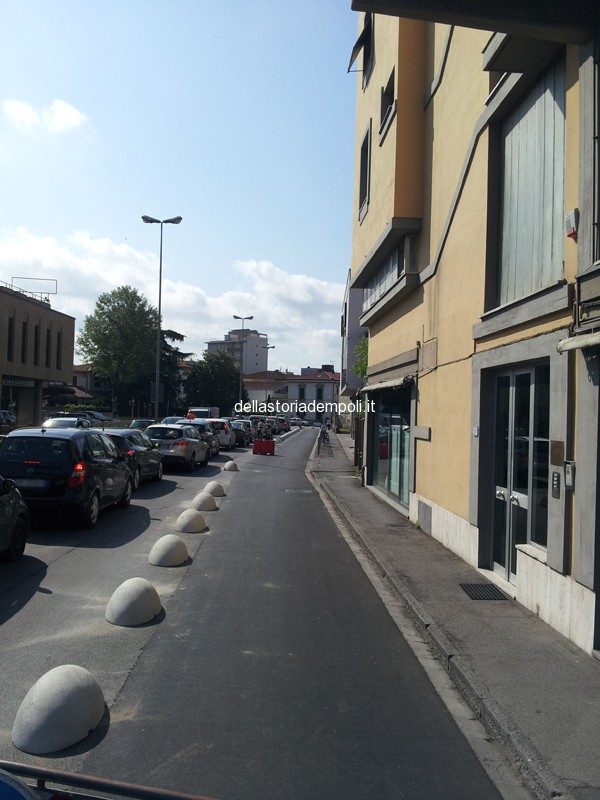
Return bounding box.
[0,284,75,425]
[346,2,600,653]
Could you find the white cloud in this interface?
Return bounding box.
[0,228,345,373]
[2,99,40,131]
[2,98,88,134]
[44,100,88,134]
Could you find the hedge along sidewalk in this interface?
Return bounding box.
[308,432,600,800]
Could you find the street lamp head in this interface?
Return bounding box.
[141,215,182,225]
[233,314,254,321]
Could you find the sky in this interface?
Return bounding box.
[0,1,359,374]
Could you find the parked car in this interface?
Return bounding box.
[104,428,163,489]
[48,411,97,422]
[128,419,156,431]
[161,416,184,425]
[42,417,91,429]
[0,474,29,561]
[145,424,209,471]
[231,420,252,447]
[277,416,290,432]
[0,411,16,435]
[1,410,17,424]
[85,410,113,424]
[207,419,236,451]
[175,419,220,456]
[187,406,220,419]
[290,417,304,427]
[0,429,132,528]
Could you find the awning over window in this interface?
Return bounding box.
[347,24,369,73]
[358,374,415,393]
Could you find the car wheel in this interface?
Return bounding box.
[153,461,163,481]
[132,467,141,491]
[6,518,27,562]
[202,449,210,467]
[79,492,100,529]
[118,479,132,507]
[188,454,196,472]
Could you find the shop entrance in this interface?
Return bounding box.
[371,387,411,507]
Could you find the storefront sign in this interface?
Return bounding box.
[1,375,35,388]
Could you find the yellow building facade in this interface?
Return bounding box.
[347,5,600,653]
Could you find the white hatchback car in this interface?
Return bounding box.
[207,418,236,451]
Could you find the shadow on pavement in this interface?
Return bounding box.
[133,478,178,500]
[28,504,152,549]
[0,555,47,625]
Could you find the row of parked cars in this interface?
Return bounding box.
[0,414,252,564]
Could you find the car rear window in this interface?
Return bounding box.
[0,436,75,466]
[146,426,182,440]
[210,421,225,430]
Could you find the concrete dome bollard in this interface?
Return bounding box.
[148,534,189,567]
[191,492,218,512]
[174,508,208,533]
[12,665,105,755]
[222,461,239,472]
[105,577,162,627]
[205,480,226,497]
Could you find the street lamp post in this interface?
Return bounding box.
[142,214,182,419]
[233,314,253,405]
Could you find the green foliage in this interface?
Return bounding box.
[185,351,247,415]
[77,286,156,412]
[352,335,368,380]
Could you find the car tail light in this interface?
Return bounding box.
[223,423,229,431]
[68,461,86,487]
[126,448,135,457]
[173,439,189,447]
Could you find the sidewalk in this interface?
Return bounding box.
[308,432,600,800]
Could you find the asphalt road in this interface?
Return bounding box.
[0,430,503,800]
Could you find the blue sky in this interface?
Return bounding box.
[0,1,358,372]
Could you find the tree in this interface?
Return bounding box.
[353,335,368,380]
[77,286,156,413]
[160,329,194,412]
[185,351,246,415]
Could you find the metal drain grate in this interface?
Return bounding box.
[385,523,403,528]
[460,582,509,601]
[284,488,314,494]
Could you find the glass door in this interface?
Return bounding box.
[492,369,534,582]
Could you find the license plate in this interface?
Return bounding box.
[15,478,48,488]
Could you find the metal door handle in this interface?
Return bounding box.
[496,490,506,500]
[509,494,519,504]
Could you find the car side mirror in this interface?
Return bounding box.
[3,478,16,493]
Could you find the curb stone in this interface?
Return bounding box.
[310,466,571,800]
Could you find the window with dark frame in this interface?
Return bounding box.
[359,123,371,219]
[362,12,374,88]
[56,331,62,370]
[380,68,395,133]
[6,318,14,362]
[21,321,28,364]
[33,324,40,366]
[45,328,51,368]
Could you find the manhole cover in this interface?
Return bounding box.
[284,488,314,494]
[460,582,509,601]
[385,523,403,528]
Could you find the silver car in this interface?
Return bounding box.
[145,424,209,471]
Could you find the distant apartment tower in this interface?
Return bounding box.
[206,329,269,374]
